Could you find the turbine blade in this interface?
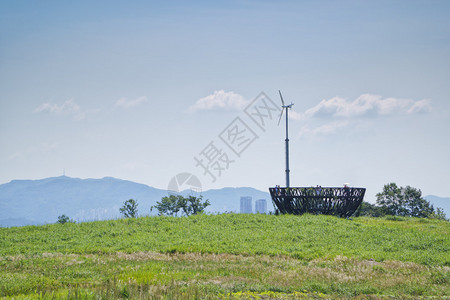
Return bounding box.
[278,90,285,106]
[277,108,285,126]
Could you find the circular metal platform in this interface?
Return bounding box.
[269,186,366,218]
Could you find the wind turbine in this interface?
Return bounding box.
[277,90,294,188]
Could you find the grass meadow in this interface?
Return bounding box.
[0,214,449,299]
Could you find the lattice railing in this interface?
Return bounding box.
[269,187,366,218]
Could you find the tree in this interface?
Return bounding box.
[376,183,436,218]
[354,201,385,217]
[402,185,434,218]
[152,195,183,216]
[152,194,210,216]
[120,199,139,218]
[57,214,74,224]
[430,207,447,221]
[376,183,406,216]
[180,195,210,216]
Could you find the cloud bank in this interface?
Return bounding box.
[295,94,432,137]
[34,99,85,121]
[115,96,148,108]
[189,90,247,112]
[298,94,431,120]
[299,121,351,137]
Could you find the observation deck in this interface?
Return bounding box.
[269,186,366,218]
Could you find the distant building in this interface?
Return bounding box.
[255,199,267,214]
[240,196,252,213]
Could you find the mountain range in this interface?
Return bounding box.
[0,176,271,227]
[0,176,448,227]
[423,195,450,218]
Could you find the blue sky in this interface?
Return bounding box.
[1,0,449,202]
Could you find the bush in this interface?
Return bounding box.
[57,214,75,224]
[120,199,139,218]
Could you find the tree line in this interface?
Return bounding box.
[57,182,447,223]
[57,194,210,223]
[116,195,210,219]
[355,183,446,220]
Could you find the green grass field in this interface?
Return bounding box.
[0,214,449,299]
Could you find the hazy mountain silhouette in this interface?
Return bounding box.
[424,195,450,218]
[2,176,445,227]
[0,176,271,227]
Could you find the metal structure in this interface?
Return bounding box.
[269,186,365,218]
[270,90,366,217]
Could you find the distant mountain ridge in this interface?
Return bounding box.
[0,176,271,227]
[1,176,447,227]
[424,195,450,218]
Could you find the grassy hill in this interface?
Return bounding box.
[0,214,449,299]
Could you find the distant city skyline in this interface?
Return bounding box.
[255,199,267,214]
[1,1,450,203]
[240,196,252,214]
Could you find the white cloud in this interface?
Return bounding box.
[8,142,59,161]
[115,96,148,108]
[189,90,248,112]
[407,99,432,114]
[293,94,432,137]
[302,94,431,119]
[288,110,306,121]
[34,99,86,120]
[299,121,350,137]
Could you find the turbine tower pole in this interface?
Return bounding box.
[285,103,290,188]
[278,90,293,188]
